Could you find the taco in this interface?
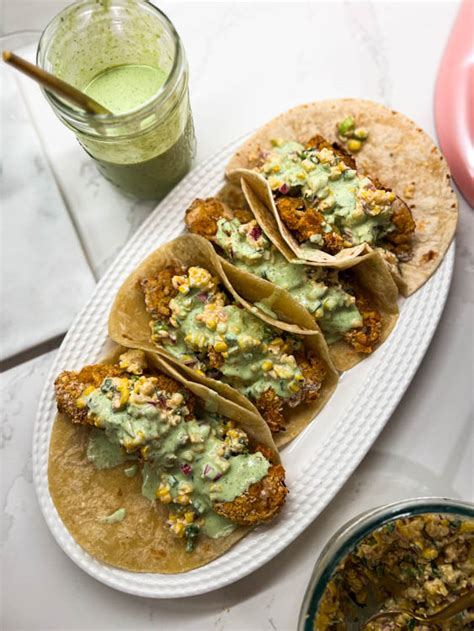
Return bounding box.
[226,99,458,296]
[50,347,287,573]
[108,235,338,446]
[185,195,399,371]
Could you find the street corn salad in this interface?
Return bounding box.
[186,197,381,352]
[141,265,328,433]
[54,350,287,552]
[259,133,415,262]
[315,513,474,630]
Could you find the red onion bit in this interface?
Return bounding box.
[180,463,192,476]
[249,225,262,241]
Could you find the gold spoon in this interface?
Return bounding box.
[364,589,474,627]
[2,50,111,115]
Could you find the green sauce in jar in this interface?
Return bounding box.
[37,0,196,199]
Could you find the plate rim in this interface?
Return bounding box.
[32,135,455,598]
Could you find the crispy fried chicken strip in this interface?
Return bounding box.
[185,197,253,238]
[55,362,196,424]
[295,351,328,402]
[277,134,415,257]
[305,134,357,170]
[255,389,286,434]
[140,267,181,321]
[139,267,326,436]
[55,363,124,424]
[213,445,287,525]
[55,361,285,528]
[276,196,346,253]
[342,290,382,354]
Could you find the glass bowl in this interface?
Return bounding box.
[298,496,474,631]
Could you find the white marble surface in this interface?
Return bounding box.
[1,1,472,630]
[0,63,95,360]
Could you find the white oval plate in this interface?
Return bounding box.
[33,137,454,598]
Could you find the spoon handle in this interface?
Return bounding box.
[427,589,474,623]
[2,50,111,115]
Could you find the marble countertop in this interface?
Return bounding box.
[1,1,472,630]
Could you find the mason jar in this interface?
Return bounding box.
[37,0,196,199]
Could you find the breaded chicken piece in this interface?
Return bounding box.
[140,267,180,321]
[343,290,382,354]
[295,351,327,401]
[276,196,345,253]
[305,134,357,170]
[255,351,327,433]
[185,197,253,238]
[255,389,286,434]
[185,198,232,238]
[213,445,287,525]
[283,135,415,258]
[385,199,416,261]
[55,363,125,424]
[55,362,196,423]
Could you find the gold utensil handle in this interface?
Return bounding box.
[365,589,474,625]
[2,50,111,115]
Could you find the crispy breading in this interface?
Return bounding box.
[213,445,287,525]
[185,197,254,239]
[322,230,346,254]
[385,199,416,260]
[276,196,345,253]
[55,364,124,424]
[153,374,196,418]
[255,352,327,432]
[140,267,180,321]
[185,198,229,237]
[342,288,382,354]
[233,208,254,224]
[275,196,307,233]
[305,134,357,170]
[255,389,286,434]
[295,351,327,402]
[208,348,224,370]
[55,362,196,423]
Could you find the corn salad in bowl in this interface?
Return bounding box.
[298,498,474,631]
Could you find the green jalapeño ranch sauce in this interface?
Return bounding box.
[152,267,306,402]
[261,140,397,248]
[81,63,195,199]
[214,217,363,343]
[83,366,270,548]
[40,0,196,199]
[84,64,168,114]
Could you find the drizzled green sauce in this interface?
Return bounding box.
[214,217,362,342]
[84,378,269,542]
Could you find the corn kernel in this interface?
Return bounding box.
[214,341,228,353]
[347,139,362,153]
[176,494,191,505]
[422,547,439,560]
[206,319,217,330]
[174,522,185,536]
[353,127,368,140]
[261,360,273,372]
